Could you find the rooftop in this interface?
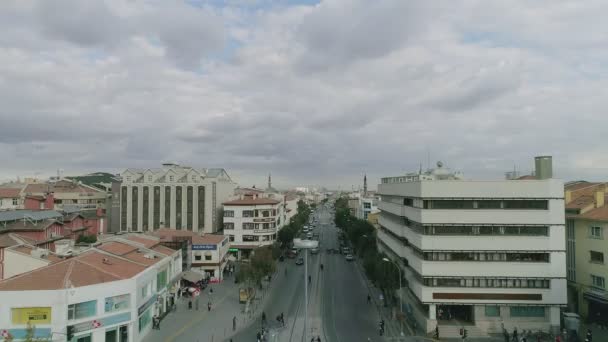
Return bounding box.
[149,228,227,245]
[578,205,608,222]
[223,197,280,206]
[0,188,21,198]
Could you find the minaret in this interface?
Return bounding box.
[268,173,272,190]
[363,174,368,196]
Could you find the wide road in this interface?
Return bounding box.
[232,203,385,342]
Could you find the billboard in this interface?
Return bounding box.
[11,307,52,324]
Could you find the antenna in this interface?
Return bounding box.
[426,147,430,171]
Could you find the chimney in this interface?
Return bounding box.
[565,190,572,204]
[595,190,605,208]
[534,156,553,180]
[45,193,55,210]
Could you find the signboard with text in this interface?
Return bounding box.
[11,307,51,324]
[192,244,217,251]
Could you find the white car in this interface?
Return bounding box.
[345,254,354,261]
[307,232,313,239]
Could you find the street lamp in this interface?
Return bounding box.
[293,238,319,341]
[383,257,404,337]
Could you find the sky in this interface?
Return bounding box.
[1,0,607,190]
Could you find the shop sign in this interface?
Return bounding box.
[69,312,130,334]
[11,307,51,324]
[192,244,217,251]
[138,295,157,316]
[228,248,239,252]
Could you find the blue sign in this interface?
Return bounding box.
[192,244,217,251]
[5,328,51,339]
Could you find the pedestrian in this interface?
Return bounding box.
[257,331,262,342]
[367,294,371,304]
[210,287,214,294]
[281,312,285,326]
[513,328,518,342]
[195,297,199,311]
[233,316,237,331]
[188,300,192,310]
[317,336,321,342]
[208,302,212,311]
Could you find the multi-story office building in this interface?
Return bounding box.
[564,181,608,322]
[222,193,284,259]
[118,164,236,233]
[377,157,566,335]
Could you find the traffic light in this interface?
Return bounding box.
[67,326,74,341]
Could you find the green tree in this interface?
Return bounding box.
[76,235,97,244]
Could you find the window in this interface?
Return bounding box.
[590,251,604,264]
[590,226,603,239]
[403,198,414,207]
[243,235,259,242]
[75,334,92,342]
[485,306,500,317]
[510,306,545,318]
[195,253,202,261]
[157,270,168,291]
[476,200,502,209]
[224,222,234,230]
[262,210,270,217]
[12,198,18,205]
[192,175,197,182]
[592,275,605,289]
[139,308,152,332]
[169,175,174,182]
[104,294,130,313]
[243,210,254,217]
[229,235,235,242]
[503,200,548,210]
[126,176,131,182]
[68,300,97,320]
[205,255,212,261]
[243,223,254,230]
[140,282,151,299]
[147,175,152,182]
[224,210,234,217]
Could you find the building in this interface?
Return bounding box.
[358,196,379,220]
[377,157,566,335]
[22,179,108,211]
[150,228,230,281]
[0,188,23,211]
[564,181,608,322]
[367,211,380,229]
[119,163,236,233]
[0,235,181,342]
[222,194,283,259]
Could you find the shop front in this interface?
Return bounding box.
[584,290,608,324]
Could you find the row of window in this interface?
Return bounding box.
[224,209,277,218]
[391,198,550,210]
[223,222,277,230]
[120,186,205,231]
[423,277,551,289]
[484,306,545,318]
[240,234,276,242]
[194,253,213,261]
[68,294,131,321]
[421,251,550,262]
[126,174,203,183]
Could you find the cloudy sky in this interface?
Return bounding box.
[1,0,607,190]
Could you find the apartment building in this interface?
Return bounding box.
[377,157,566,335]
[564,181,608,323]
[23,179,107,211]
[119,163,236,233]
[0,235,181,342]
[0,189,23,211]
[222,194,283,259]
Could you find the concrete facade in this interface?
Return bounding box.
[377,162,566,335]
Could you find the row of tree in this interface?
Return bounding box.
[236,200,312,288]
[334,197,400,301]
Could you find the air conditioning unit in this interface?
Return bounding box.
[143,253,156,259]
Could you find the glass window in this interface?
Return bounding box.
[504,200,548,210]
[592,275,605,289]
[195,253,202,261]
[223,222,234,230]
[157,270,168,291]
[205,255,212,261]
[76,334,92,342]
[105,294,130,313]
[510,306,545,317]
[243,235,259,242]
[106,329,118,342]
[243,210,254,217]
[476,200,502,209]
[485,306,500,317]
[229,235,235,242]
[68,300,97,320]
[138,308,152,332]
[429,200,474,209]
[224,210,234,217]
[590,226,603,239]
[590,251,604,264]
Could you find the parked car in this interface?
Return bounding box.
[296,257,304,265]
[345,254,354,261]
[311,248,319,254]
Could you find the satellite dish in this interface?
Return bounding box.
[437,161,444,168]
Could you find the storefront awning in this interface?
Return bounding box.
[181,270,205,283]
[584,291,608,305]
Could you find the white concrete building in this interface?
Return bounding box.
[0,236,182,342]
[358,196,379,220]
[222,194,283,259]
[377,157,566,336]
[119,163,236,233]
[0,189,23,211]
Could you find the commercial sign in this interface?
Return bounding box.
[11,307,51,324]
[253,218,275,223]
[192,244,217,251]
[69,312,131,334]
[253,229,276,235]
[104,294,130,313]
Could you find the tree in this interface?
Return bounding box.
[76,235,97,244]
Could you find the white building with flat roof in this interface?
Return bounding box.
[222,194,284,259]
[119,164,236,234]
[377,157,566,336]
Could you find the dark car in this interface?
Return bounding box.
[279,255,285,262]
[295,257,304,265]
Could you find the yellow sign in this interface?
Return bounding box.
[11,307,52,324]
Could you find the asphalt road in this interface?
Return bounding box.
[231,204,385,342]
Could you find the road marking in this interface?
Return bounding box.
[164,293,230,342]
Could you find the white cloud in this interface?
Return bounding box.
[0,0,607,188]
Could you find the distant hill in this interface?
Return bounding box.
[67,172,119,191]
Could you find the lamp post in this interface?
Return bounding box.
[383,257,404,337]
[293,238,319,341]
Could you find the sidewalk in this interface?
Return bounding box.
[146,267,282,342]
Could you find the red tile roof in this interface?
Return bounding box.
[98,242,138,256]
[578,205,608,222]
[123,235,159,248]
[192,234,227,245]
[223,197,280,205]
[152,245,177,256]
[0,234,20,248]
[0,188,20,198]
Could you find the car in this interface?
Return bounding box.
[345,254,354,261]
[306,233,313,239]
[296,257,304,265]
[311,248,319,254]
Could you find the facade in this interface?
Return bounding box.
[150,228,229,281]
[564,181,608,322]
[222,194,283,259]
[358,196,379,220]
[0,236,182,342]
[377,158,566,335]
[119,164,236,233]
[0,189,23,211]
[23,179,107,211]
